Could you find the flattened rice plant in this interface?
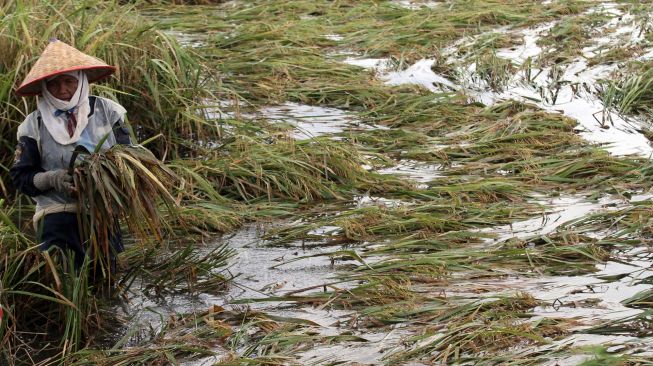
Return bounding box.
[172,136,393,202]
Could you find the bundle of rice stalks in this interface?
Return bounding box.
[73,145,180,272]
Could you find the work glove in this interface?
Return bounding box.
[33,169,74,194]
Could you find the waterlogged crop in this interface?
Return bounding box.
[2,0,653,365]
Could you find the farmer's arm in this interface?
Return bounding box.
[10,116,72,195]
[9,136,45,196]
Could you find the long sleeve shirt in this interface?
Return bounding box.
[10,96,131,221]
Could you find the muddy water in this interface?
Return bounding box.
[377,160,444,186]
[259,102,384,139]
[298,329,412,365]
[482,195,620,242]
[220,225,352,300]
[391,0,444,10]
[383,59,457,92]
[206,100,386,139]
[118,224,353,321]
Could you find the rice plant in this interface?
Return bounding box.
[602,61,653,118]
[0,201,102,362]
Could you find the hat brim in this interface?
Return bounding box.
[15,65,116,97]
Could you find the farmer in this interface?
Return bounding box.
[10,39,131,277]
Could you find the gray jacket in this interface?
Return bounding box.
[10,96,131,214]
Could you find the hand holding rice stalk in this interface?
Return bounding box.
[72,144,180,256]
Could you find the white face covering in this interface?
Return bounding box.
[37,70,90,145]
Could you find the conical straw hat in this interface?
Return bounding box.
[16,39,116,96]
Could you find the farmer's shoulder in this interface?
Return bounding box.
[92,96,127,122]
[16,110,41,140]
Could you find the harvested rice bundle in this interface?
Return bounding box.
[73,145,180,255]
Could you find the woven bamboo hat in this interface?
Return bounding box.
[16,39,116,96]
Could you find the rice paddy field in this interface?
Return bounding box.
[3,0,653,364]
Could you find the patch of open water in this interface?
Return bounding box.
[377,159,444,186]
[382,59,457,93]
[208,101,386,140]
[543,334,649,366]
[355,193,406,209]
[297,328,410,365]
[391,0,445,10]
[259,102,370,140]
[343,56,392,71]
[163,30,206,48]
[115,224,356,336]
[496,22,554,64]
[482,195,621,243]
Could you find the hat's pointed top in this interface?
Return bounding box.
[16,40,116,96]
